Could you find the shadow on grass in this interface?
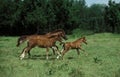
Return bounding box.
[69,68,85,77]
[29,54,56,60]
[115,68,120,77]
[68,57,74,60]
[18,53,76,60]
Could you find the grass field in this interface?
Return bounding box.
[0,31,120,77]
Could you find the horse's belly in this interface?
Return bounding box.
[71,47,77,49]
[38,45,46,48]
[37,44,51,48]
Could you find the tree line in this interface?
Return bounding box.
[0,0,120,35]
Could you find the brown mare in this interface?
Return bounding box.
[16,29,67,60]
[17,29,67,47]
[57,37,88,59]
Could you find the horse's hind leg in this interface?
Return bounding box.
[26,42,33,58]
[46,48,49,60]
[28,51,31,57]
[52,48,56,55]
[57,48,69,59]
[26,46,33,58]
[76,48,80,55]
[79,47,88,56]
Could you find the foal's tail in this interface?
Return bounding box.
[16,35,28,47]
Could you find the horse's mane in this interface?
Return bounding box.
[75,37,85,42]
[75,38,81,42]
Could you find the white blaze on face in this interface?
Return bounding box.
[20,40,23,44]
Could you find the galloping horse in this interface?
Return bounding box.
[17,29,67,47]
[57,37,88,59]
[16,29,67,60]
[19,35,63,60]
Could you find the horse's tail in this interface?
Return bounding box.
[16,35,28,47]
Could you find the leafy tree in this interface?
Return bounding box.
[104,0,120,33]
[0,0,120,35]
[88,4,105,32]
[50,0,69,29]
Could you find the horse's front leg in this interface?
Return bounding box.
[58,39,64,45]
[54,45,62,58]
[26,46,32,58]
[51,45,58,55]
[76,48,80,55]
[57,48,69,60]
[59,41,64,45]
[52,48,56,55]
[56,47,64,59]
[55,45,61,55]
[79,46,88,56]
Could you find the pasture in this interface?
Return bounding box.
[0,32,120,77]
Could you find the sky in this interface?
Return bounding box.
[85,0,120,6]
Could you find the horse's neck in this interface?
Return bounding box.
[73,39,83,44]
[74,38,81,42]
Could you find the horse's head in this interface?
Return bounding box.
[16,36,27,47]
[57,30,67,40]
[81,37,87,45]
[48,34,62,42]
[47,29,68,40]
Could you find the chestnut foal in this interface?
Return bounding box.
[57,37,88,59]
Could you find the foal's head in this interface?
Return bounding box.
[81,37,87,45]
[16,35,27,47]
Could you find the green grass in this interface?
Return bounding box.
[0,32,120,77]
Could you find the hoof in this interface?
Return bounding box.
[19,57,23,60]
